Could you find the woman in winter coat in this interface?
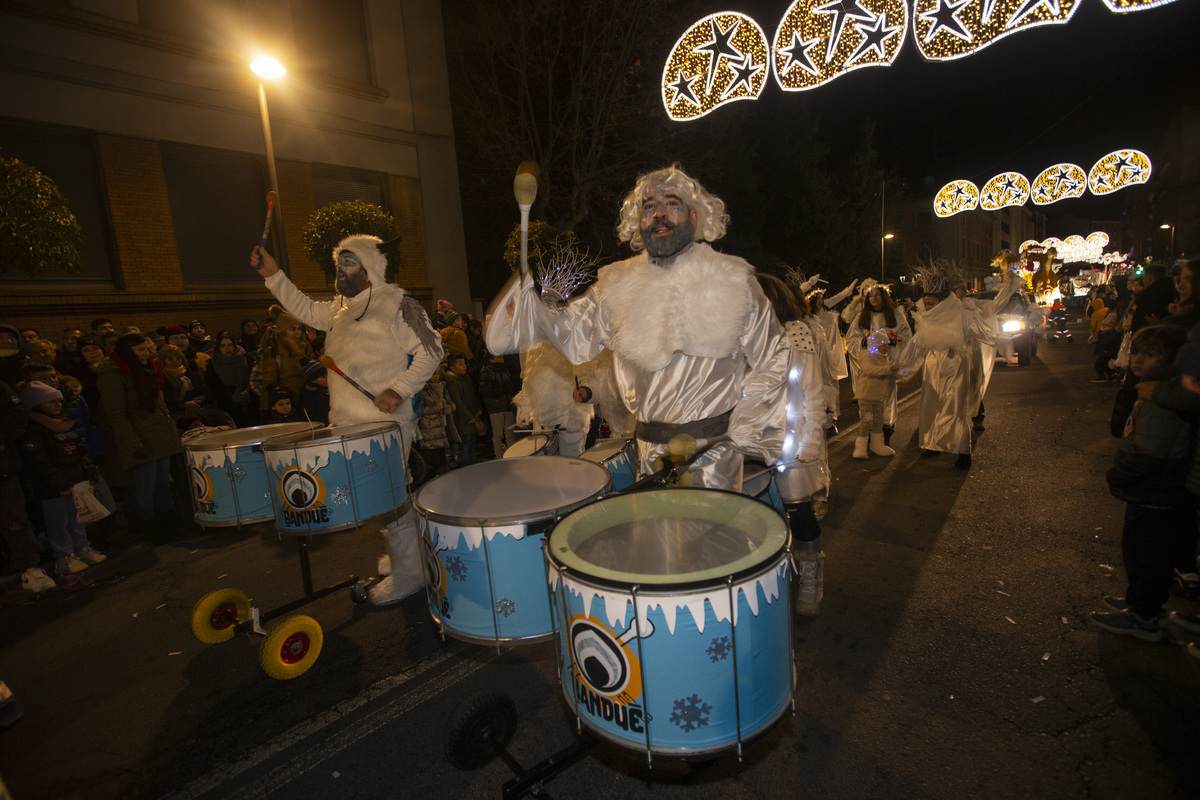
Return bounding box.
[259,310,312,412]
[206,331,256,427]
[418,369,455,476]
[95,333,182,534]
[159,344,210,418]
[71,335,108,413]
[841,281,912,445]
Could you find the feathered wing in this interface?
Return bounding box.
[400,295,441,359]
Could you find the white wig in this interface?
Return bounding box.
[616,164,728,251]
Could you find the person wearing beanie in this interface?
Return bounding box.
[265,387,305,423]
[440,310,473,365]
[300,358,330,424]
[252,233,442,606]
[259,308,312,413]
[239,317,262,363]
[19,381,108,576]
[435,299,453,329]
[188,320,214,356]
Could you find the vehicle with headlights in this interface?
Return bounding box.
[973,289,1041,366]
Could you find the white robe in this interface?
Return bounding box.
[775,318,830,503]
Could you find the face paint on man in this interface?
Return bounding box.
[335,250,371,297]
[639,186,697,260]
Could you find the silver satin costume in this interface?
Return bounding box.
[775,318,831,503]
[485,242,788,491]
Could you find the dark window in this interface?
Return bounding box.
[291,0,372,85]
[1001,220,1011,234]
[312,164,386,210]
[160,142,269,284]
[0,118,117,284]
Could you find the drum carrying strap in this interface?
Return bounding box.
[634,410,731,445]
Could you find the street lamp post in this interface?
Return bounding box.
[1160,223,1175,266]
[881,233,894,281]
[250,56,288,270]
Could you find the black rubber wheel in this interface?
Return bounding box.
[349,580,370,605]
[444,691,518,770]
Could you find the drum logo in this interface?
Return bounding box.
[189,458,217,516]
[424,538,452,618]
[277,465,332,526]
[567,615,651,734]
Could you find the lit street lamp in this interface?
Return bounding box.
[881,233,894,281]
[250,56,288,269]
[1160,222,1175,266]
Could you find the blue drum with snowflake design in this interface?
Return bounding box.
[546,488,793,759]
[415,456,611,646]
[580,438,637,491]
[184,422,322,527]
[262,422,409,535]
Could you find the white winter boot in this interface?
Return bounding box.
[368,519,425,607]
[794,550,824,616]
[852,436,869,459]
[868,432,895,457]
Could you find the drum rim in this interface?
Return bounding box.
[184,421,323,450]
[580,437,635,463]
[261,421,399,450]
[546,487,789,588]
[501,433,555,458]
[414,456,612,524]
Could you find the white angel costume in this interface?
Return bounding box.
[264,234,442,605]
[486,241,788,491]
[513,342,594,457]
[775,318,831,502]
[959,271,1018,419]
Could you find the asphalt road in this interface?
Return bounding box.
[2,323,1198,800]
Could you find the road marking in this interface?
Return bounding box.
[164,644,498,800]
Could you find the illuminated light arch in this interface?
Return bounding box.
[772,0,908,92]
[1088,149,1152,195]
[934,180,979,217]
[1100,0,1182,12]
[662,12,770,121]
[1030,163,1087,205]
[912,0,1081,62]
[979,172,1030,210]
[1086,231,1110,248]
[1019,239,1040,253]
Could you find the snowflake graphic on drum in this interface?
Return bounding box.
[365,458,377,473]
[670,694,712,732]
[497,598,516,617]
[446,556,467,581]
[226,465,246,483]
[330,485,351,506]
[707,636,731,662]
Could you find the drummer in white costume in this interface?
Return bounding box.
[486,165,788,491]
[252,236,442,606]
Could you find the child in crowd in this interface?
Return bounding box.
[19,381,107,575]
[265,387,305,424]
[300,359,330,425]
[1091,324,1192,641]
[852,329,899,460]
[479,351,515,457]
[418,367,455,476]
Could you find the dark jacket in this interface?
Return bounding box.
[478,361,515,415]
[94,358,183,476]
[21,413,94,500]
[1108,365,1194,507]
[445,372,483,434]
[0,380,27,479]
[1093,328,1121,358]
[1152,375,1200,497]
[1130,277,1178,333]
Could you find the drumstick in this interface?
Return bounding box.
[319,355,376,401]
[258,190,279,250]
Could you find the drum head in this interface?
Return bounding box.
[503,434,553,458]
[184,421,321,450]
[262,421,397,450]
[549,488,787,587]
[580,438,629,463]
[416,456,610,524]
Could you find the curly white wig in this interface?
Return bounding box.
[616,165,728,251]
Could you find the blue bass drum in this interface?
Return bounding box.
[184,422,322,527]
[262,422,408,535]
[546,488,793,759]
[416,456,611,646]
[580,438,637,491]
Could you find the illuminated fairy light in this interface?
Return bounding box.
[662,12,770,121]
[934,179,979,217]
[1086,231,1110,248]
[1030,163,1087,205]
[1100,0,1181,12]
[1019,239,1039,252]
[771,0,908,92]
[912,0,1081,62]
[1020,232,1112,263]
[979,172,1030,210]
[1088,149,1152,195]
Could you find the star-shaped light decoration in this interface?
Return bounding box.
[772,0,908,92]
[979,172,1030,210]
[1030,162,1087,205]
[934,179,979,217]
[912,0,1080,62]
[663,12,769,121]
[1100,0,1182,12]
[1088,149,1152,195]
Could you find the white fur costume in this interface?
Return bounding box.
[513,342,594,456]
[264,235,442,605]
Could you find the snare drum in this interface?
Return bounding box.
[741,461,785,514]
[262,422,408,535]
[502,432,558,458]
[546,488,792,758]
[184,422,322,527]
[416,456,611,645]
[580,438,637,491]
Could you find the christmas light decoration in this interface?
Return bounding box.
[1020,232,1113,263]
[1088,149,1152,195]
[662,12,770,121]
[1030,163,1087,205]
[912,0,1080,62]
[979,172,1030,210]
[771,0,908,92]
[934,179,980,217]
[1100,0,1181,12]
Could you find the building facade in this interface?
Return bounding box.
[0,0,469,339]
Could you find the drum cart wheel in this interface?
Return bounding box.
[349,579,373,604]
[259,615,324,680]
[190,588,252,644]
